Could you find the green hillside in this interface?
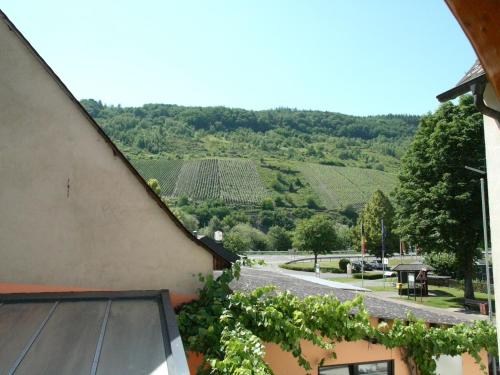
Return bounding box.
[133,158,397,210]
[299,163,397,210]
[132,158,268,205]
[82,100,418,174]
[82,100,413,213]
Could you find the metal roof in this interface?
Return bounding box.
[437,60,487,102]
[392,263,434,272]
[0,291,189,375]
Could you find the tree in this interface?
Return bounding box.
[394,96,484,299]
[223,231,250,254]
[293,215,337,269]
[147,178,161,195]
[261,197,274,210]
[267,226,292,252]
[352,190,396,258]
[171,208,199,233]
[225,224,269,253]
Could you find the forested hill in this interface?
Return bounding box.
[81,99,419,172]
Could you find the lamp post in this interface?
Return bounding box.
[465,166,496,374]
[465,166,493,319]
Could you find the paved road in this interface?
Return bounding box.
[247,254,489,322]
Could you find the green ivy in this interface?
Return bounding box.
[178,262,497,375]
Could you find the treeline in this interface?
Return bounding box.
[83,99,418,139]
[81,99,419,170]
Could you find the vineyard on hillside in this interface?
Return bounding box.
[131,159,183,195]
[299,164,397,210]
[132,158,268,205]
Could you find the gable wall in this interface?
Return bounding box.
[0,18,213,294]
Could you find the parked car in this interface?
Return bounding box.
[369,260,384,270]
[351,260,373,272]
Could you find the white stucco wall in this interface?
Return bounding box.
[0,19,213,294]
[483,84,500,351]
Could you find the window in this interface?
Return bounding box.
[319,360,394,375]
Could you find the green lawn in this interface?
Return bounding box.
[411,287,494,309]
[280,261,341,273]
[365,284,495,310]
[329,276,397,284]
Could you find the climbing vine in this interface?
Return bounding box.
[178,262,497,375]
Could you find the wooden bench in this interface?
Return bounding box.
[464,298,488,314]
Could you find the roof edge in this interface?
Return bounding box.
[0,10,235,266]
[436,73,487,103]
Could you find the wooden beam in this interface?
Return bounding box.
[445,0,500,97]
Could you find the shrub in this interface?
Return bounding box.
[353,273,385,280]
[423,252,458,277]
[339,258,351,272]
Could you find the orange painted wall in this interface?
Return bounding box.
[264,340,410,375]
[189,344,488,375]
[264,340,488,375]
[463,351,489,375]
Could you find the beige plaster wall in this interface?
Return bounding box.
[483,83,500,352]
[0,19,213,294]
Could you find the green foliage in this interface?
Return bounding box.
[424,252,459,278]
[147,178,161,195]
[223,231,251,254]
[171,207,199,232]
[279,263,342,273]
[394,96,485,298]
[353,190,396,258]
[305,196,320,209]
[221,211,250,229]
[267,226,292,252]
[224,224,269,253]
[199,216,223,238]
[82,100,418,171]
[261,197,274,210]
[184,199,230,227]
[258,209,295,231]
[352,273,384,280]
[178,263,497,375]
[338,258,350,272]
[293,215,338,267]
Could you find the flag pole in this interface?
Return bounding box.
[361,221,365,288]
[381,219,386,289]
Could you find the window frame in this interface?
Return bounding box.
[319,359,394,375]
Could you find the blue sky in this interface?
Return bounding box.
[2,1,476,115]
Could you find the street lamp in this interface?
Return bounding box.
[466,166,496,374]
[465,166,494,319]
